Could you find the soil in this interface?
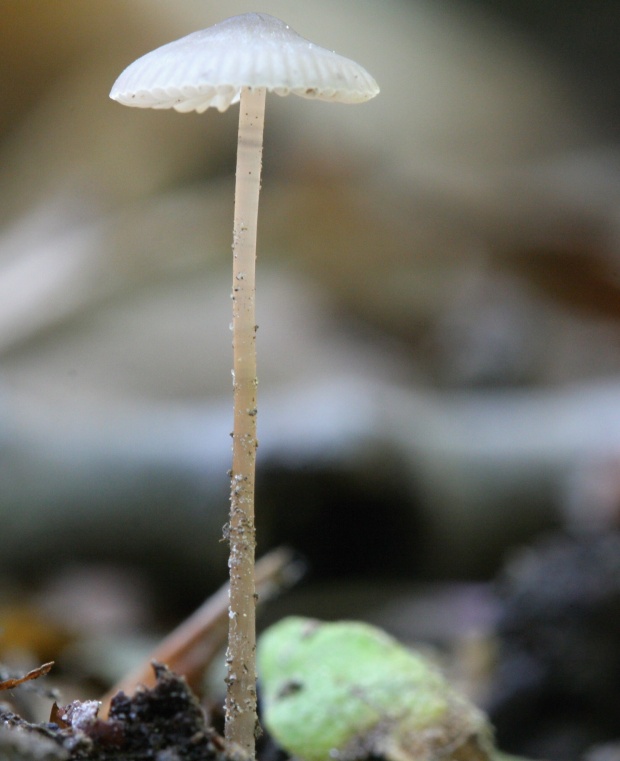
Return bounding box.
[0,663,226,761]
[488,531,620,760]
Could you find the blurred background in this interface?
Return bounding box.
[2,2,620,758]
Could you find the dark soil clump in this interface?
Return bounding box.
[1,663,227,761]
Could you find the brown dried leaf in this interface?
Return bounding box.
[49,701,70,728]
[0,661,54,691]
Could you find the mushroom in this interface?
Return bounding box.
[110,12,378,758]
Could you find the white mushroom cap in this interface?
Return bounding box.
[110,12,379,113]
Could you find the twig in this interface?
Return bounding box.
[0,662,54,691]
[99,547,299,718]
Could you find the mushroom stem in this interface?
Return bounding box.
[226,86,266,759]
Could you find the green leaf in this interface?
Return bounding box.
[257,617,494,761]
